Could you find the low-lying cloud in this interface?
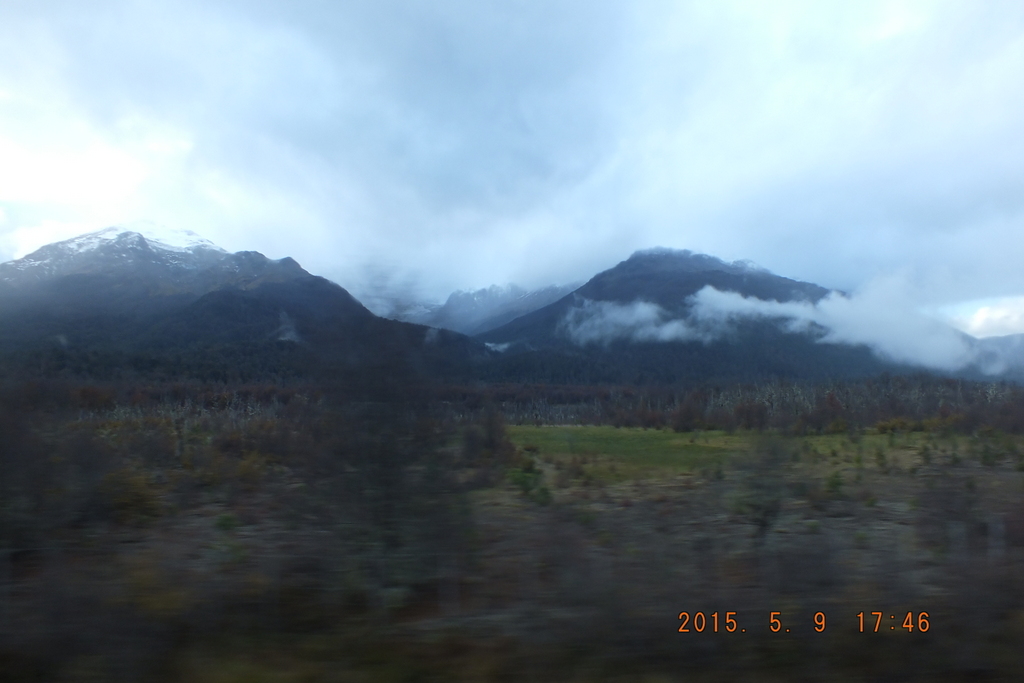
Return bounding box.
[563,299,708,345]
[563,280,1002,373]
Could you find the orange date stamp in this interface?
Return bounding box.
[677,611,930,634]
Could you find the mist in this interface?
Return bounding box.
[562,277,999,373]
[563,298,708,345]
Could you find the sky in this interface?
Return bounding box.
[1,0,1024,335]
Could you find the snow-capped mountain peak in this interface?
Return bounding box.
[0,223,312,305]
[54,222,225,257]
[0,223,232,286]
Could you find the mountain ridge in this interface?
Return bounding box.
[0,226,483,387]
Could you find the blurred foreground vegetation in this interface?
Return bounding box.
[2,377,1024,681]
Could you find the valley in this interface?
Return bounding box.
[2,228,1024,681]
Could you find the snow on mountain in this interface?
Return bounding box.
[27,222,224,259]
[0,222,320,314]
[0,223,229,285]
[89,221,224,254]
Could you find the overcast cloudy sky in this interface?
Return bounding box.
[1,0,1023,334]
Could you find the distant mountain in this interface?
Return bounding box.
[477,248,894,384]
[388,283,580,335]
[973,333,1024,378]
[0,225,484,387]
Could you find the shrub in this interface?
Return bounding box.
[102,467,160,522]
[826,419,849,434]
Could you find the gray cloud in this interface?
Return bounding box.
[2,1,1024,317]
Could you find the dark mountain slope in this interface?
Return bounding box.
[478,320,886,385]
[0,248,310,318]
[575,248,827,309]
[0,228,486,386]
[124,276,484,386]
[482,248,829,348]
[477,248,896,384]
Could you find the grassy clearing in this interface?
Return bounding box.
[507,425,735,476]
[507,425,1003,483]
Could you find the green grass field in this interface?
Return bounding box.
[502,425,1015,516]
[507,424,970,479]
[506,425,737,473]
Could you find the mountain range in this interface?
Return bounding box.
[0,225,1020,386]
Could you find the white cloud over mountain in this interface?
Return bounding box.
[564,277,988,372]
